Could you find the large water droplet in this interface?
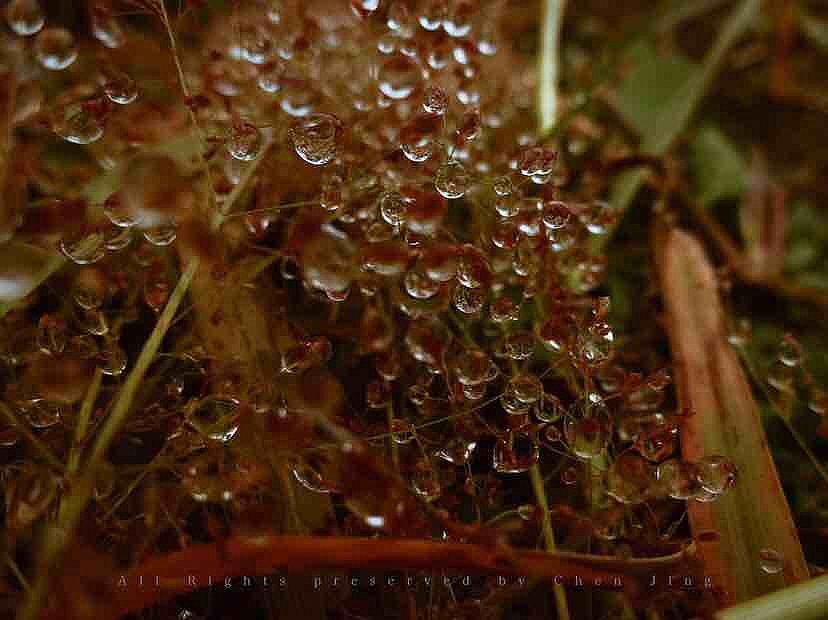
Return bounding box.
[35,28,78,70]
[378,54,420,100]
[435,161,471,199]
[5,0,44,36]
[289,113,343,166]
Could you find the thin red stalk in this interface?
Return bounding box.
[91,534,696,619]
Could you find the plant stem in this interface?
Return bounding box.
[96,534,696,620]
[530,464,570,620]
[716,574,828,620]
[17,259,199,620]
[66,367,102,474]
[538,0,567,133]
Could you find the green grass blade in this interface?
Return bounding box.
[604,0,761,243]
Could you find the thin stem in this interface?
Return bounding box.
[17,259,199,620]
[538,0,567,133]
[67,367,103,474]
[100,534,695,620]
[530,464,570,620]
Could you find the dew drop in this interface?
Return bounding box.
[35,28,78,70]
[289,113,343,166]
[227,120,263,161]
[378,54,420,100]
[53,101,105,145]
[60,230,106,265]
[143,223,178,246]
[423,84,448,115]
[5,0,44,36]
[758,548,783,574]
[102,69,138,105]
[435,161,471,199]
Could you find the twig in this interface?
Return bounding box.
[538,0,567,134]
[530,464,570,620]
[97,534,697,619]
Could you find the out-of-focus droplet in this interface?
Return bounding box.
[144,223,177,246]
[101,68,138,105]
[378,54,420,100]
[777,334,802,368]
[435,161,470,199]
[564,412,610,460]
[493,434,539,473]
[423,84,448,115]
[390,419,415,444]
[92,8,125,48]
[5,0,44,36]
[60,230,106,265]
[605,453,656,505]
[4,464,57,529]
[289,113,343,166]
[227,120,262,161]
[351,0,380,19]
[758,548,783,574]
[656,459,702,500]
[53,100,106,145]
[100,343,127,376]
[35,27,78,70]
[412,463,441,501]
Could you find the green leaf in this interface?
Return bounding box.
[800,11,828,52]
[615,42,698,136]
[601,0,761,248]
[691,126,747,206]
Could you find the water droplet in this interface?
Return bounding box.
[777,335,802,368]
[5,0,44,36]
[20,398,61,428]
[378,54,420,100]
[696,455,737,496]
[100,343,127,376]
[435,161,471,199]
[380,191,409,227]
[35,28,78,70]
[423,84,448,115]
[144,223,177,246]
[605,453,656,504]
[404,268,440,299]
[493,434,539,474]
[452,283,484,314]
[53,100,105,145]
[564,414,610,460]
[189,397,240,444]
[289,113,343,166]
[102,68,138,105]
[518,146,557,178]
[92,9,125,48]
[60,230,106,265]
[758,548,783,574]
[227,120,262,161]
[656,459,702,500]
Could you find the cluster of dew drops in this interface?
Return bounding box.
[4,0,808,591]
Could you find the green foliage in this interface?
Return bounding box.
[691,126,747,207]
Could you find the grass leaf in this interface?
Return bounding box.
[691,126,747,207]
[655,227,808,607]
[605,0,761,243]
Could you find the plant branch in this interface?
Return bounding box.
[92,534,697,619]
[530,464,570,620]
[538,0,567,133]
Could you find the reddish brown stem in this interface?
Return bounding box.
[95,534,697,618]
